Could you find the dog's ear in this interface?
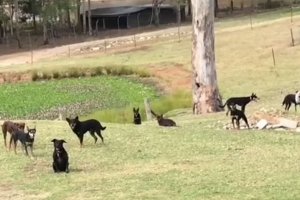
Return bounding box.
[133,107,135,112]
[75,116,79,121]
[137,108,139,112]
[62,140,67,144]
[51,139,57,143]
[66,118,70,123]
[26,126,29,131]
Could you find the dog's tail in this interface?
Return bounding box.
[101,126,106,131]
[282,96,288,106]
[217,98,227,108]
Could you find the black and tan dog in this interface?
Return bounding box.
[11,126,36,159]
[229,104,250,130]
[151,110,177,127]
[51,139,69,173]
[133,107,142,125]
[1,121,25,150]
[219,93,259,116]
[66,116,106,148]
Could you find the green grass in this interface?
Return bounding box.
[2,117,300,199]
[0,76,158,119]
[83,90,192,123]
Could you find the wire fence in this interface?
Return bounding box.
[0,6,300,67]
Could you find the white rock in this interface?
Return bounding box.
[256,119,268,130]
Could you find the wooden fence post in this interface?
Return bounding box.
[58,108,66,121]
[144,98,152,121]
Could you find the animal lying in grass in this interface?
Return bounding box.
[66,116,106,148]
[150,110,177,127]
[228,104,250,130]
[282,91,300,111]
[1,121,25,150]
[133,107,142,125]
[10,126,36,159]
[219,93,259,116]
[51,139,69,173]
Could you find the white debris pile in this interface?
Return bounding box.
[220,108,300,131]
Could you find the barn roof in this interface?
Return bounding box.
[88,4,175,17]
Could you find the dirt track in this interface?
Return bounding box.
[0,15,298,68]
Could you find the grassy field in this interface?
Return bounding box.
[1,10,300,199]
[0,76,158,119]
[2,116,300,200]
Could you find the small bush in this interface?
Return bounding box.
[42,72,51,80]
[31,71,39,81]
[82,90,191,124]
[52,71,60,79]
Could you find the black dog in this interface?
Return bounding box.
[219,93,259,116]
[51,139,69,173]
[282,92,300,111]
[229,104,250,130]
[151,110,177,127]
[133,107,142,125]
[11,126,36,159]
[66,116,106,148]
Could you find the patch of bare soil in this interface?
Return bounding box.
[146,63,191,93]
[0,184,50,199]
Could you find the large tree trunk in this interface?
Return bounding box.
[82,0,86,34]
[191,0,222,114]
[14,0,22,48]
[88,0,92,35]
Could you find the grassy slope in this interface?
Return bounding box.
[2,116,300,200]
[0,76,157,119]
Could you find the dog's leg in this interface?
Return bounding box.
[24,144,30,157]
[53,162,59,173]
[77,135,84,148]
[95,130,104,143]
[236,119,240,130]
[295,104,297,112]
[287,102,291,111]
[66,162,69,173]
[243,116,250,130]
[13,138,18,155]
[89,131,98,144]
[231,117,236,130]
[29,145,34,159]
[3,131,7,150]
[9,134,13,152]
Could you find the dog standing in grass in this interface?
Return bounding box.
[228,104,250,130]
[2,121,25,150]
[66,116,106,148]
[11,126,36,159]
[219,93,259,116]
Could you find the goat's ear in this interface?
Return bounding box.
[62,140,67,143]
[66,118,70,122]
[51,139,57,143]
